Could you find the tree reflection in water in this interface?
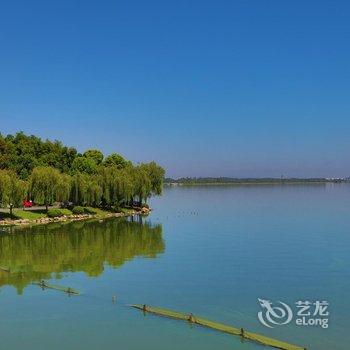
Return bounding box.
[0,217,164,294]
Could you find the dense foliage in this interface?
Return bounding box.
[0,132,165,212]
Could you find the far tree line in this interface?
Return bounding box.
[0,132,165,214]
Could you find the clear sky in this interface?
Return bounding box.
[1,1,349,178]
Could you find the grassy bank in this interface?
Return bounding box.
[0,206,148,227]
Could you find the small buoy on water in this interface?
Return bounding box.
[112,295,117,303]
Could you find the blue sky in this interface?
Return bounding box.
[1,1,349,177]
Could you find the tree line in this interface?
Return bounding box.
[0,132,165,213]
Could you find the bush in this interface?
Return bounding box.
[72,206,85,215]
[47,209,65,218]
[84,207,97,215]
[120,208,132,214]
[111,206,122,213]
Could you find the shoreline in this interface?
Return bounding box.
[164,180,348,186]
[0,207,151,228]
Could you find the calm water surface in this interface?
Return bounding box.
[0,185,349,350]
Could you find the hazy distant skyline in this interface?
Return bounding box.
[1,1,350,178]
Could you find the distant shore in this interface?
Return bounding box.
[164,177,349,186]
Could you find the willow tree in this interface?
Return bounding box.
[0,170,10,208]
[99,166,122,208]
[116,168,134,206]
[70,172,88,206]
[56,173,71,203]
[29,166,61,212]
[98,166,134,209]
[85,175,102,206]
[132,165,152,206]
[0,170,27,216]
[143,161,165,196]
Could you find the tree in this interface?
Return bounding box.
[98,166,134,209]
[8,176,27,216]
[0,135,11,170]
[71,156,98,175]
[83,149,104,165]
[103,153,131,169]
[0,132,166,212]
[0,170,11,208]
[1,132,79,179]
[85,175,102,206]
[116,168,133,206]
[0,170,27,216]
[56,173,71,203]
[70,173,88,206]
[143,161,165,196]
[132,165,152,206]
[29,166,61,211]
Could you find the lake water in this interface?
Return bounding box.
[0,184,349,350]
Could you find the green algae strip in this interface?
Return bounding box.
[130,305,306,350]
[32,281,80,295]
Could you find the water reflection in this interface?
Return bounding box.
[0,217,164,294]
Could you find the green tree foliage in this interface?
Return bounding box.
[85,175,102,206]
[103,153,131,169]
[70,173,102,207]
[56,173,71,203]
[0,137,11,169]
[132,165,152,205]
[70,172,89,206]
[0,170,27,216]
[0,132,165,211]
[8,175,27,214]
[29,167,62,211]
[98,167,134,208]
[0,132,77,179]
[71,156,99,175]
[143,161,165,196]
[83,149,104,165]
[0,170,11,207]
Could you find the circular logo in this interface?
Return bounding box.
[258,298,293,328]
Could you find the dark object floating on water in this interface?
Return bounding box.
[32,280,80,295]
[130,304,306,350]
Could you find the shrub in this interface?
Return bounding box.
[111,206,122,213]
[84,207,97,215]
[120,208,132,214]
[47,209,65,218]
[72,206,85,215]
